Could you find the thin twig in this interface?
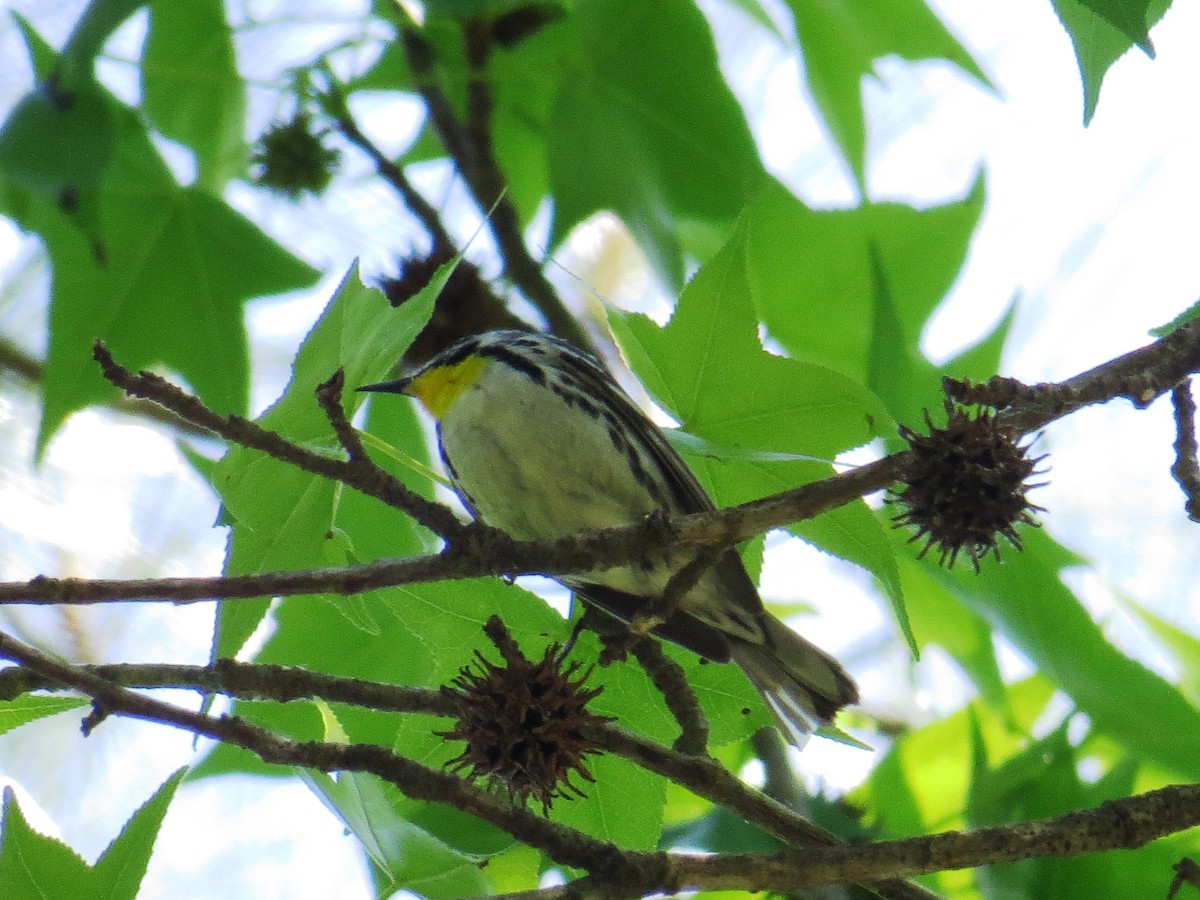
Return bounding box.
[93,341,465,538]
[323,90,457,259]
[1170,380,1200,521]
[629,639,709,755]
[0,336,211,437]
[399,26,593,353]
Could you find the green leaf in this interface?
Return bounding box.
[1120,598,1200,704]
[854,675,1056,837]
[745,177,985,415]
[301,769,489,898]
[142,0,245,187]
[1049,0,1171,123]
[781,0,988,188]
[613,221,911,651]
[10,12,58,80]
[0,695,88,735]
[58,0,145,83]
[932,528,1200,780]
[0,78,115,251]
[966,721,1117,897]
[0,75,318,450]
[0,768,185,900]
[897,551,1009,721]
[213,262,441,659]
[547,752,664,850]
[0,788,93,897]
[92,768,188,897]
[547,0,764,286]
[1150,298,1200,338]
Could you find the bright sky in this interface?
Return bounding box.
[0,0,1198,896]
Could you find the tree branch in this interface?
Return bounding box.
[3,320,1199,608]
[1170,380,1200,521]
[399,26,593,353]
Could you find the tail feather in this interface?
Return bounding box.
[730,614,858,746]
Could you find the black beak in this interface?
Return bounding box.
[357,377,411,395]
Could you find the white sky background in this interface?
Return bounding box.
[0,0,1198,896]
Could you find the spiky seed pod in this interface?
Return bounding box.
[438,617,612,813]
[250,113,340,199]
[892,404,1046,570]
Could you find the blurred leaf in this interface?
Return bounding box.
[0,768,185,900]
[301,769,489,898]
[1150,298,1200,338]
[745,178,986,426]
[0,77,115,252]
[781,0,988,188]
[213,262,439,660]
[57,0,144,82]
[1049,0,1171,123]
[0,695,87,735]
[1121,598,1200,704]
[143,0,245,187]
[855,675,1055,834]
[548,0,763,286]
[10,12,58,79]
[967,718,1117,898]
[932,528,1200,780]
[0,78,317,451]
[897,550,1010,720]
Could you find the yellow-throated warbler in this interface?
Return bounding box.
[360,330,857,744]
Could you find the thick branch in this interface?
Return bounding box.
[0,656,933,900]
[0,631,630,875]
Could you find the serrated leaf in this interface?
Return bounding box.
[142,0,245,187]
[547,0,763,286]
[92,768,187,897]
[0,695,88,735]
[0,768,185,900]
[213,261,440,659]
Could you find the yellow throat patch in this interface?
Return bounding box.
[404,354,489,419]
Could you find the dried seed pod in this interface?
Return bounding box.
[438,616,612,813]
[892,404,1046,570]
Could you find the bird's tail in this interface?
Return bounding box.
[729,614,858,747]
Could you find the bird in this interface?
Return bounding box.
[359,329,857,745]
